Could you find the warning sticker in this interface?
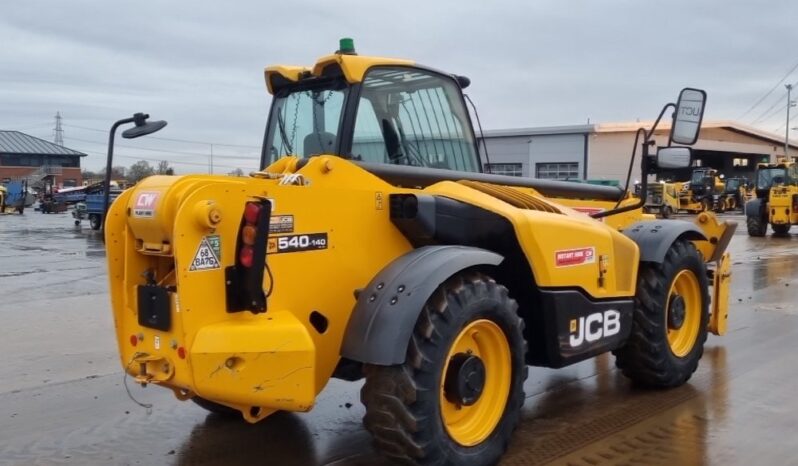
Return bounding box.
[555,247,596,267]
[133,192,159,218]
[572,206,605,222]
[269,215,294,234]
[189,235,221,271]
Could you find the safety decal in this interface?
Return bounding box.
[555,247,596,267]
[133,192,159,218]
[269,215,294,234]
[267,233,328,254]
[572,207,605,222]
[189,235,221,271]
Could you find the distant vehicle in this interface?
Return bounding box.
[71,183,123,229]
[745,161,798,236]
[0,180,35,214]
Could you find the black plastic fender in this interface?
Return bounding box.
[623,220,706,263]
[340,245,503,366]
[745,198,764,219]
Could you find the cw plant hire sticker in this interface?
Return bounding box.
[555,247,596,267]
[190,235,221,271]
[133,192,159,218]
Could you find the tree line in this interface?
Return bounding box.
[82,160,246,184]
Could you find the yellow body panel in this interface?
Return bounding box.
[106,156,656,417]
[768,186,798,225]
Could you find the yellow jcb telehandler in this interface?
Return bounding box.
[103,39,735,466]
[745,160,798,236]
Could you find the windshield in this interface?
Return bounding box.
[690,170,709,183]
[725,179,740,191]
[264,81,348,162]
[757,168,787,190]
[263,67,480,172]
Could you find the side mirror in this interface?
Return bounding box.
[670,88,706,145]
[657,147,692,169]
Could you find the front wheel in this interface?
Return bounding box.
[661,206,672,219]
[89,214,102,231]
[361,272,527,466]
[613,239,709,388]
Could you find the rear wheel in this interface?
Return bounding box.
[701,198,712,212]
[661,206,672,219]
[726,197,737,211]
[747,215,767,237]
[613,239,709,388]
[772,223,791,236]
[361,272,527,466]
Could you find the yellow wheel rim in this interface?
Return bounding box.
[666,270,702,357]
[439,319,512,447]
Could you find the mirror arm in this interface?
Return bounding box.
[103,117,137,220]
[591,103,675,220]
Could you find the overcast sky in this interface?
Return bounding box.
[2,0,797,172]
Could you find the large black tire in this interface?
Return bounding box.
[747,215,767,237]
[89,214,102,231]
[192,396,242,418]
[701,198,712,212]
[613,240,709,388]
[661,206,672,219]
[361,272,527,466]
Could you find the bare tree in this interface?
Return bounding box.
[228,168,245,177]
[156,160,174,175]
[127,160,155,183]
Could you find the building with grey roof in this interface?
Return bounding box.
[0,131,87,187]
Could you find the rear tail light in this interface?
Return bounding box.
[225,199,272,313]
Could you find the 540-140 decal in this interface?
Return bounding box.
[267,233,328,254]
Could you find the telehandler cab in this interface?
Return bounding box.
[104,39,735,466]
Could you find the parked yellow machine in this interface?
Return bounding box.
[676,168,724,213]
[644,181,680,218]
[746,161,798,236]
[103,40,735,465]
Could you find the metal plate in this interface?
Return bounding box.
[137,285,171,331]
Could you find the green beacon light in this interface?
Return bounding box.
[338,37,356,55]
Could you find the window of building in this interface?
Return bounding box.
[535,162,579,180]
[733,158,749,167]
[63,179,77,187]
[484,163,523,176]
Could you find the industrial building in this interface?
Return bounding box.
[480,120,798,185]
[0,130,87,187]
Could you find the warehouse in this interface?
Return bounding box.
[0,130,87,187]
[480,120,798,185]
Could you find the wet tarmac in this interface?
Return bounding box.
[1,211,797,465]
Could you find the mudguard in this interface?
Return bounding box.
[340,245,503,365]
[623,220,706,263]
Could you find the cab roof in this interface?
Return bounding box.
[264,53,414,94]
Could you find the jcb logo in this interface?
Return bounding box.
[569,310,621,347]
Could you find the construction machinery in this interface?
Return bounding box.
[677,168,723,213]
[715,176,748,213]
[745,160,798,236]
[103,40,735,466]
[644,181,680,218]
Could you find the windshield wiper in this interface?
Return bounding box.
[276,111,294,155]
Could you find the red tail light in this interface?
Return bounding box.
[225,199,272,313]
[244,203,261,224]
[239,245,254,268]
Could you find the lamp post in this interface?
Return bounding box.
[786,84,795,158]
[103,113,168,223]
